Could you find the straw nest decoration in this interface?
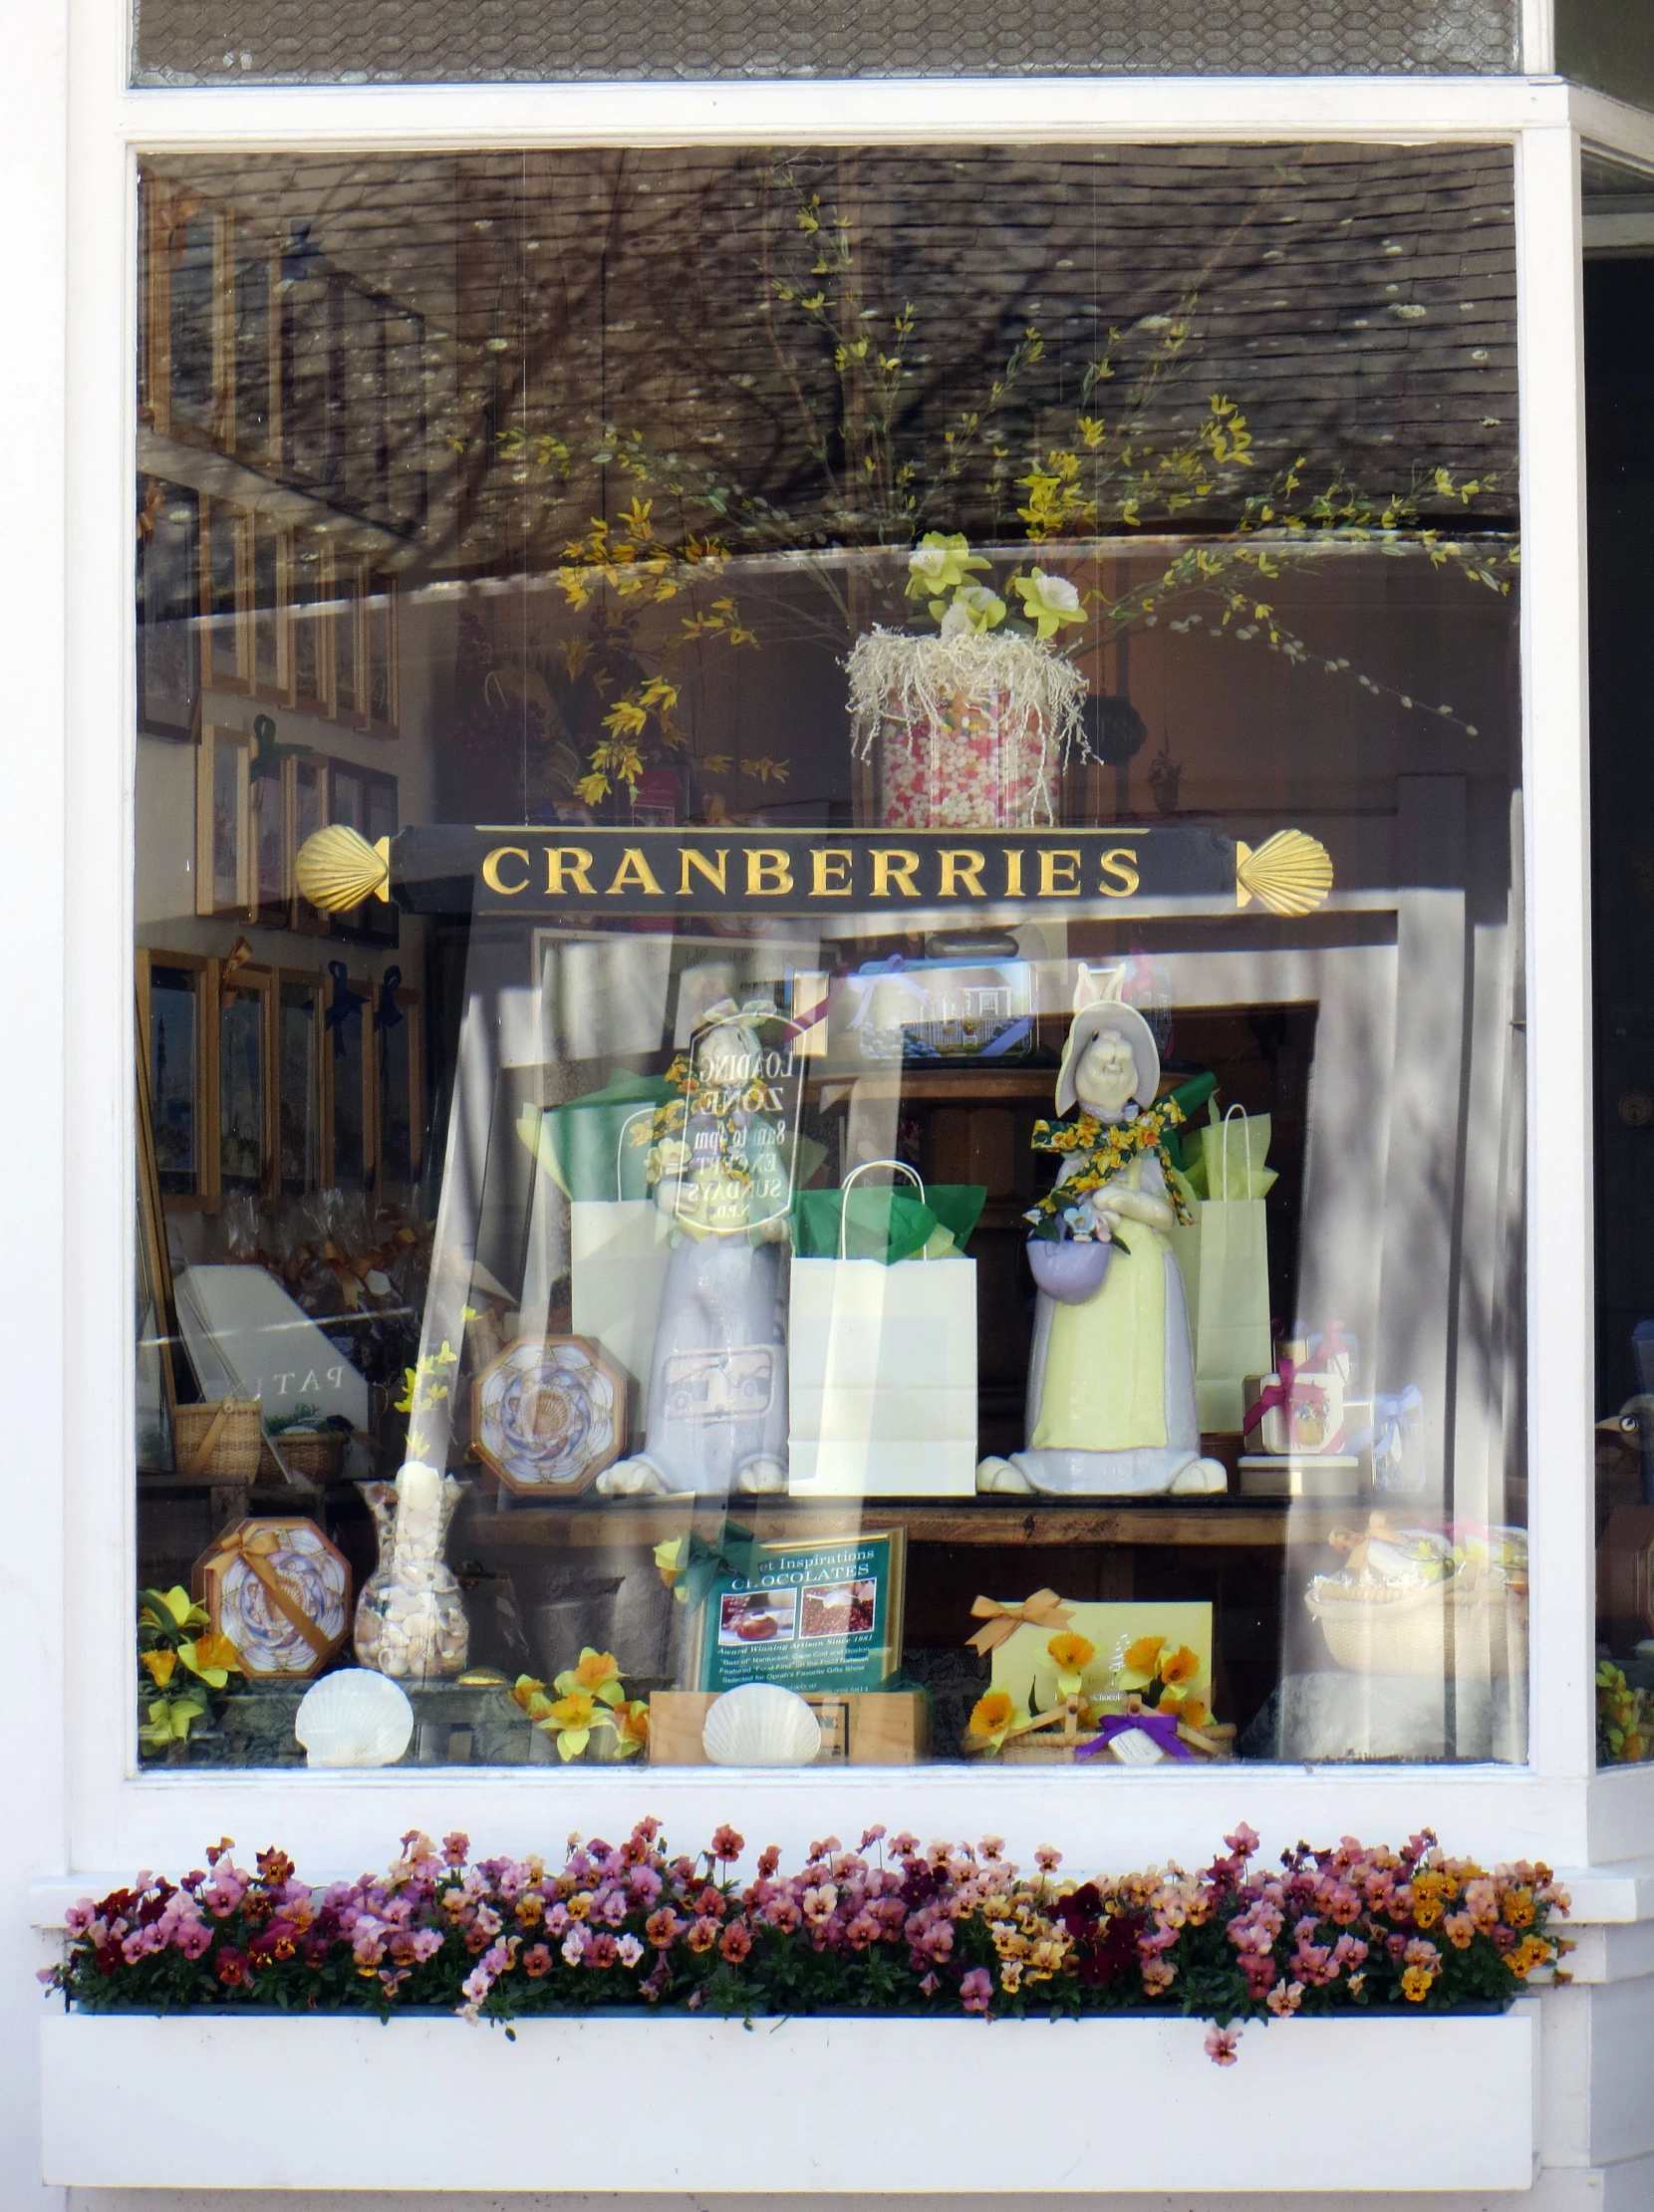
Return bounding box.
[845,628,1089,825]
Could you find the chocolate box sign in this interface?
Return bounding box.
[307,823,1334,920]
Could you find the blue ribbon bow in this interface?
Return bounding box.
[374,967,404,1034]
[1350,1384,1424,1464]
[324,961,367,1058]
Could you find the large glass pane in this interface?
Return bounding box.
[134,142,1524,1771]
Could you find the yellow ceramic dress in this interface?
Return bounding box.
[1030,1156,1169,1451]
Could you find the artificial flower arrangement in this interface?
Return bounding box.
[136,1587,242,1753]
[509,1649,650,1763]
[1597,1660,1650,1766]
[965,1629,1225,1762]
[41,1821,1566,2066]
[1022,1098,1193,1245]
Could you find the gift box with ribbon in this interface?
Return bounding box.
[192,1518,352,1679]
[1351,1385,1428,1494]
[1241,1361,1347,1455]
[1282,1318,1360,1385]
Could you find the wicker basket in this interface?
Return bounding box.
[1306,1569,1527,1678]
[259,1430,350,1483]
[172,1399,263,1480]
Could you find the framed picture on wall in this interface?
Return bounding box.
[194,725,254,920]
[138,478,199,740]
[289,527,334,718]
[276,970,328,1193]
[142,182,228,448]
[250,513,289,702]
[375,974,421,1190]
[198,495,252,694]
[137,950,215,1208]
[326,963,373,1190]
[364,571,399,736]
[217,956,277,1199]
[289,753,329,935]
[327,760,399,946]
[332,556,365,728]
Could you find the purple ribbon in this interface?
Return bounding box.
[1074,1713,1195,1763]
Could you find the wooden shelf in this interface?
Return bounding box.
[460,1495,1361,1552]
[815,1068,1056,1108]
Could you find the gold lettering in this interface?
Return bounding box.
[1038,848,1082,898]
[871,847,922,898]
[606,846,665,897]
[1098,846,1141,898]
[481,845,531,896]
[810,847,853,898]
[745,847,794,897]
[1001,848,1025,897]
[938,848,986,899]
[543,845,595,897]
[679,847,728,896]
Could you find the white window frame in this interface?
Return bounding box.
[34,0,1654,1878]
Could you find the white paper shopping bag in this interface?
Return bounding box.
[787,1162,977,1497]
[570,1199,674,1425]
[1193,1107,1272,1433]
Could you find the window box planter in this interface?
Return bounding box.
[42,2003,1538,2192]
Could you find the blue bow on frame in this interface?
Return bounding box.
[325,961,367,1058]
[374,967,404,1035]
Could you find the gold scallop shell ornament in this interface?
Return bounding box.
[295,824,393,915]
[1235,829,1334,919]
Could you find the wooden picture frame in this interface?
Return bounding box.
[326,759,399,946]
[216,958,279,1200]
[250,514,291,703]
[288,527,335,719]
[194,725,254,920]
[364,571,400,736]
[138,949,216,1208]
[144,182,230,450]
[374,976,422,1189]
[198,495,253,694]
[288,753,330,935]
[331,555,366,728]
[137,477,200,741]
[325,963,374,1190]
[275,969,328,1194]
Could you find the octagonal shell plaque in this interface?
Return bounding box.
[473,1335,624,1496]
[192,1517,353,1680]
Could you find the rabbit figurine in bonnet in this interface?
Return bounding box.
[976,964,1226,1498]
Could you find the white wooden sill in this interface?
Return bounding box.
[41,2004,1539,2192]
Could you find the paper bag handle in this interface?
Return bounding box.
[616,1105,657,1198]
[1215,1101,1249,1201]
[838,1158,926,1261]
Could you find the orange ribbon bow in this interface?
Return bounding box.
[966,1588,1075,1657]
[208,1526,336,1661]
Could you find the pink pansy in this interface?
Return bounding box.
[1205,2026,1240,2067]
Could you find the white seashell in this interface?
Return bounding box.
[295,1668,414,1769]
[701,1682,822,1768]
[294,824,391,915]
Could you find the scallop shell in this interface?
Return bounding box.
[295,824,391,916]
[701,1682,822,1768]
[1236,829,1334,918]
[294,1667,414,1769]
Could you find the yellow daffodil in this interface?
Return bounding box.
[138,1693,205,1750]
[1162,1693,1210,1731]
[1118,1635,1167,1690]
[511,1674,556,1722]
[176,1632,242,1689]
[1046,1631,1096,1700]
[1009,566,1086,642]
[140,1649,177,1688]
[1160,1645,1201,1687]
[613,1700,650,1759]
[539,1689,613,1762]
[554,1649,627,1708]
[654,1535,689,1601]
[939,581,1006,636]
[140,1585,209,1636]
[967,1688,1026,1754]
[906,530,988,608]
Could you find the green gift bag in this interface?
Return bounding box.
[515,1070,673,1203]
[1190,1105,1274,1433]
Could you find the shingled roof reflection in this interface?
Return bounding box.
[147,144,1517,582]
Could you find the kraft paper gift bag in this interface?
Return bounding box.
[788,1162,981,1498]
[1192,1106,1272,1433]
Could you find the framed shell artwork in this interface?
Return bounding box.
[192,1517,352,1679]
[472,1336,624,1497]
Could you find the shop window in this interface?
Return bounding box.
[1586,154,1654,1766]
[132,142,1526,1772]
